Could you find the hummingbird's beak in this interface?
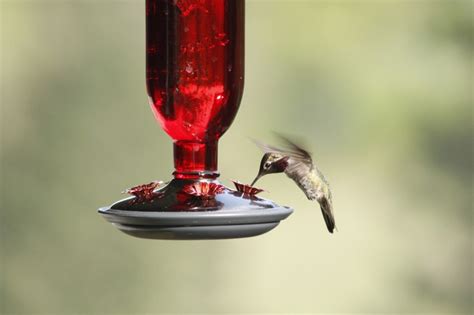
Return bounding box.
[251,173,262,187]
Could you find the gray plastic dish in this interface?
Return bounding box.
[98,180,293,240]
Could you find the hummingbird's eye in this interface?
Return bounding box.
[264,162,271,169]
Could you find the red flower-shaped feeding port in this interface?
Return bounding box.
[232,180,264,196]
[183,182,225,199]
[123,180,164,204]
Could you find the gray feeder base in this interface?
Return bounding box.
[98,179,293,240]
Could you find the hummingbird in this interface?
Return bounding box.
[251,137,336,233]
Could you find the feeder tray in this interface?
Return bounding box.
[99,179,292,240]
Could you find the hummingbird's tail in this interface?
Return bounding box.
[321,208,335,233]
[319,198,336,233]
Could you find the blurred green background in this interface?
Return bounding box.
[1,0,472,313]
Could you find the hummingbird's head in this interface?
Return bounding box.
[251,153,290,186]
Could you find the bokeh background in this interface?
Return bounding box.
[1,0,472,313]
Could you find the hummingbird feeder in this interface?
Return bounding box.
[98,0,293,240]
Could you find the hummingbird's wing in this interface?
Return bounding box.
[276,135,316,178]
[275,134,312,161]
[253,138,312,164]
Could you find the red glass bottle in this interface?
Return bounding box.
[146,0,245,179]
